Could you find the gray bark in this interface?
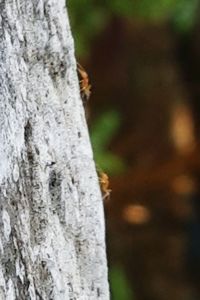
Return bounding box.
[0,1,109,299]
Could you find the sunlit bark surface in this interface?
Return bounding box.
[0,1,109,299]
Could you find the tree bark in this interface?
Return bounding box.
[0,1,109,299]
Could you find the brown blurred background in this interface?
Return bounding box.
[68,1,200,299]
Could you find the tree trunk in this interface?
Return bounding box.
[0,1,109,299]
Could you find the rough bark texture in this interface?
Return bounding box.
[0,1,109,299]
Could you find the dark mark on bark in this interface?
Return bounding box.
[49,170,65,223]
[97,287,101,297]
[24,120,32,145]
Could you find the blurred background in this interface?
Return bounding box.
[68,1,200,299]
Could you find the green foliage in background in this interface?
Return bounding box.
[172,0,199,32]
[67,0,109,57]
[109,265,134,300]
[117,0,199,26]
[68,0,199,57]
[90,110,125,174]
